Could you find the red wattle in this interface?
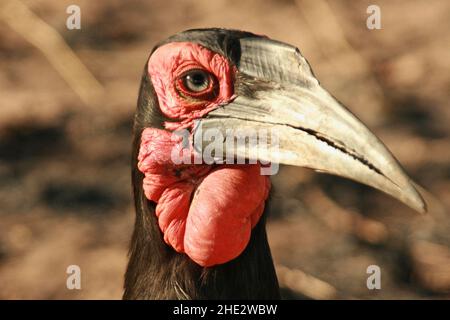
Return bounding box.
[185,165,270,266]
[137,128,270,267]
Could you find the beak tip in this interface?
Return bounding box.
[409,183,429,214]
[414,199,428,215]
[401,181,428,214]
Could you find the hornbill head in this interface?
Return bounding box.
[132,28,426,271]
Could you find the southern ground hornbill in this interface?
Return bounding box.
[123,28,426,299]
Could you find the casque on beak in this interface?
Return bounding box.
[193,37,426,213]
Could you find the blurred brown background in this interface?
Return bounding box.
[0,0,449,299]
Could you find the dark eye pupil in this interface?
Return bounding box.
[189,73,206,85]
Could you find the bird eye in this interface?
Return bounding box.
[176,69,218,100]
[183,70,210,92]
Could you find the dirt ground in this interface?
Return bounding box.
[0,0,449,299]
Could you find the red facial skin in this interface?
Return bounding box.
[138,42,270,267]
[148,42,236,130]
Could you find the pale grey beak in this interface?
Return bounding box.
[193,37,426,213]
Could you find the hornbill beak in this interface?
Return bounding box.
[193,37,426,213]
